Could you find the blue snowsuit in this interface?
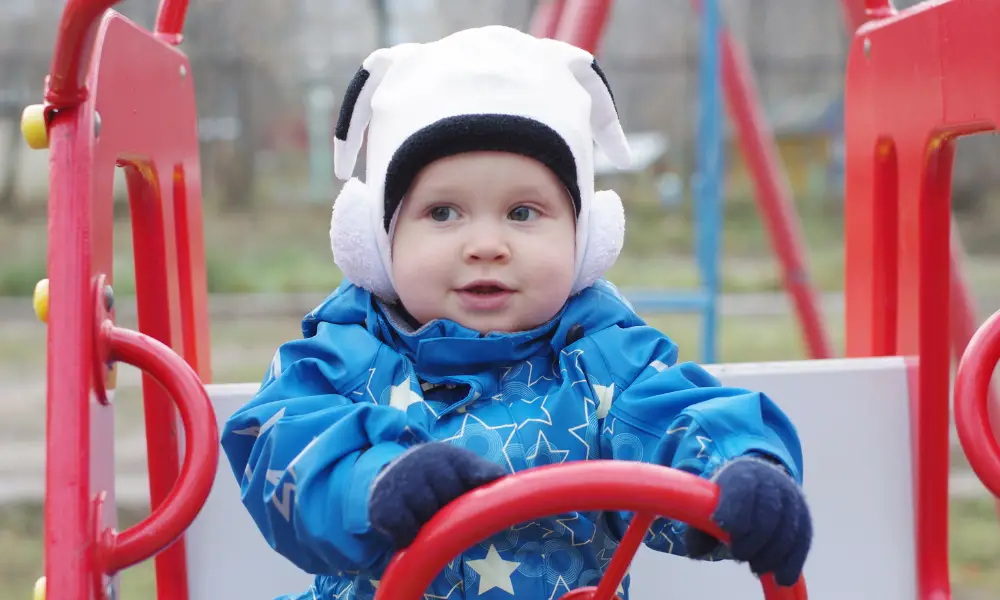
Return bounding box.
[221,279,803,600]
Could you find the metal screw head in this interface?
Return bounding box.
[102,284,114,313]
[94,111,101,139]
[864,37,872,58]
[179,64,187,78]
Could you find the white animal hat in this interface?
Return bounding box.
[329,25,632,302]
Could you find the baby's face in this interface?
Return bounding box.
[391,152,576,334]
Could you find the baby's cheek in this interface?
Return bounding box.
[536,237,575,275]
[528,251,575,297]
[399,255,442,290]
[393,244,437,295]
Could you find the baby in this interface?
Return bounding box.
[221,25,811,600]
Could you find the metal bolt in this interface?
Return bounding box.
[179,64,187,78]
[105,582,117,600]
[864,38,871,58]
[94,111,101,139]
[103,284,114,313]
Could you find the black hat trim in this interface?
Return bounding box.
[382,114,580,231]
[335,67,370,141]
[590,59,616,112]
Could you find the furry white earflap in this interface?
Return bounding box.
[572,189,626,295]
[330,178,397,301]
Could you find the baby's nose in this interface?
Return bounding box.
[463,230,511,262]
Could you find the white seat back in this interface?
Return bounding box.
[629,357,915,600]
[184,357,916,600]
[183,383,315,599]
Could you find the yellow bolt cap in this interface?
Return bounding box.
[21,104,49,150]
[33,279,49,324]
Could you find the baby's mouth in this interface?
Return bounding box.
[462,284,509,295]
[455,282,516,311]
[458,280,514,295]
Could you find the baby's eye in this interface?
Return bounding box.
[429,206,459,222]
[508,205,539,222]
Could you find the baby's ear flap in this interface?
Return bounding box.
[333,44,417,180]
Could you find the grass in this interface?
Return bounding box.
[0,504,156,600]
[954,498,1000,592]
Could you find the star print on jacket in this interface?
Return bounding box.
[221,279,803,600]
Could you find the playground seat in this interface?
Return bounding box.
[184,356,916,600]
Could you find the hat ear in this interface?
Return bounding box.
[542,38,632,170]
[569,57,632,170]
[333,44,417,180]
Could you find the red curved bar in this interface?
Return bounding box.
[954,309,1000,499]
[593,511,656,600]
[96,323,218,572]
[154,0,189,44]
[47,0,121,107]
[47,0,191,106]
[376,461,806,600]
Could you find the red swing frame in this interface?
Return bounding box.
[843,1,1000,599]
[30,0,1000,599]
[37,1,213,599]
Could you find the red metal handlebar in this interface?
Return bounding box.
[954,309,1000,499]
[377,461,806,600]
[46,0,189,108]
[96,321,218,573]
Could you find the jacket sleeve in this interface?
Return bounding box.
[588,325,803,558]
[220,321,429,576]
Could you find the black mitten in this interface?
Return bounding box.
[368,442,506,548]
[684,457,812,586]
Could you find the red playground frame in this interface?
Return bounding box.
[22,0,1000,599]
[844,1,1000,598]
[26,1,213,599]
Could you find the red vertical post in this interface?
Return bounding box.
[552,0,614,52]
[44,90,101,600]
[42,5,119,599]
[154,0,188,45]
[529,0,567,38]
[714,27,834,359]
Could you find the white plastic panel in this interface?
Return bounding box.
[184,357,916,600]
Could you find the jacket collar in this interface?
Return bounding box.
[370,299,564,379]
[305,280,643,379]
